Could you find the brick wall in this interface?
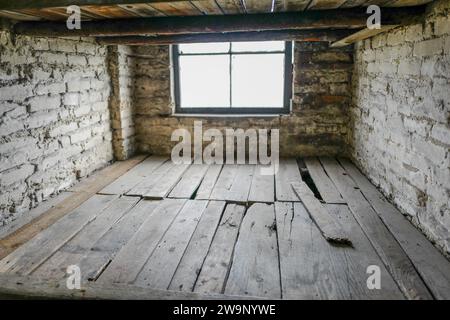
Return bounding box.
[350,0,450,254]
[107,45,136,160]
[132,42,353,157]
[0,30,113,225]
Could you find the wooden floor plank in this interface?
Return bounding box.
[210,165,254,203]
[225,165,255,203]
[276,201,335,299]
[291,181,351,245]
[143,162,192,199]
[0,157,146,261]
[134,200,209,289]
[196,164,223,200]
[275,202,403,300]
[126,160,177,196]
[209,165,238,201]
[32,197,140,279]
[248,165,275,203]
[68,155,147,193]
[275,159,302,201]
[98,199,187,284]
[0,273,264,300]
[99,156,167,195]
[225,203,281,298]
[79,200,161,282]
[320,157,433,300]
[169,201,226,292]
[304,157,345,204]
[340,158,450,300]
[169,164,210,199]
[3,158,446,300]
[326,204,404,299]
[194,204,246,294]
[0,194,117,275]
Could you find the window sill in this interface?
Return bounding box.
[171,113,288,118]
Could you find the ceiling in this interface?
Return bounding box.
[0,0,433,22]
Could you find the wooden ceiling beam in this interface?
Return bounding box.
[96,29,357,45]
[0,0,191,11]
[13,6,425,37]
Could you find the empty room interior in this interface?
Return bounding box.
[0,0,449,300]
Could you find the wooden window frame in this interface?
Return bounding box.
[172,41,293,115]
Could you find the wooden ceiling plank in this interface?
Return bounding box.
[150,2,202,16]
[384,0,432,7]
[0,10,41,21]
[307,0,348,10]
[0,1,193,11]
[13,6,426,37]
[191,0,224,15]
[96,29,356,45]
[216,0,245,14]
[38,7,98,21]
[39,8,70,19]
[331,24,397,47]
[117,4,166,17]
[244,0,273,13]
[17,8,68,21]
[275,0,311,12]
[82,5,138,18]
[0,0,433,12]
[339,0,392,8]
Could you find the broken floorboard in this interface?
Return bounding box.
[168,164,210,199]
[291,181,351,245]
[304,157,345,204]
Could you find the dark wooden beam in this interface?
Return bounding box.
[13,6,425,37]
[96,29,357,45]
[0,0,189,11]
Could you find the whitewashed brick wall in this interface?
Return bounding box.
[0,31,114,225]
[350,0,450,255]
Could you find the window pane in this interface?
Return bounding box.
[178,42,230,54]
[231,54,284,108]
[179,55,230,108]
[232,41,285,52]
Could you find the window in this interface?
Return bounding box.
[172,41,293,115]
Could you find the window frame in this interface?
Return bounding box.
[172,41,293,115]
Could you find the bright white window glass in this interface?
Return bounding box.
[179,42,230,54]
[231,41,285,52]
[179,55,230,108]
[231,54,285,108]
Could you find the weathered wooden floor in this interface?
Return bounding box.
[0,157,449,300]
